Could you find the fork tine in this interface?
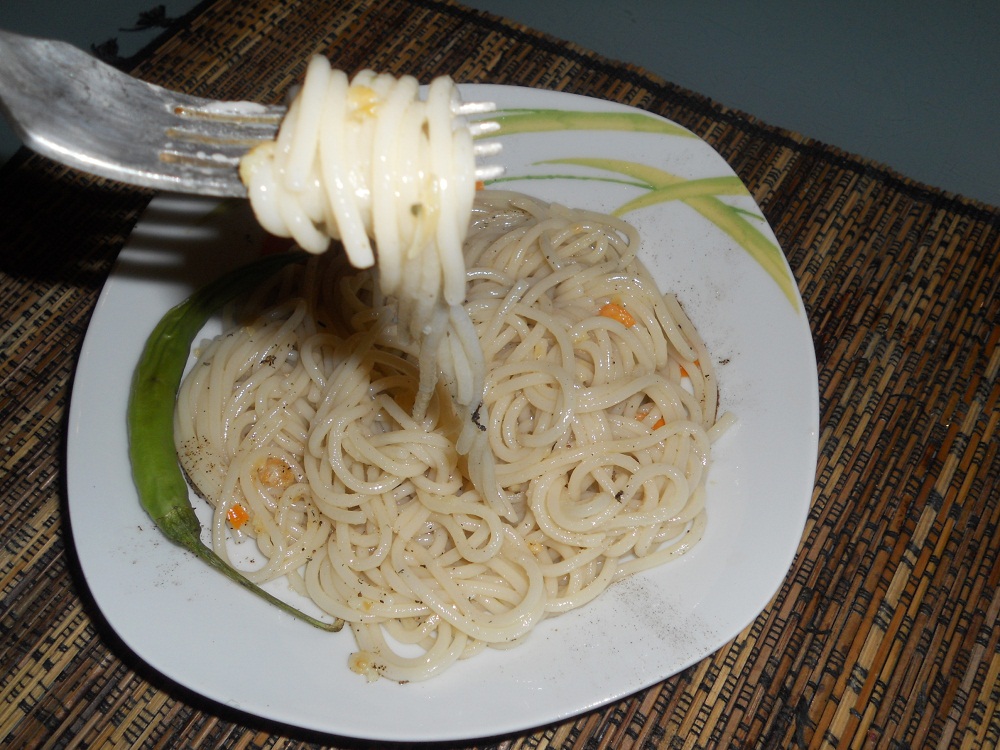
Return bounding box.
[170,103,286,125]
[453,101,497,116]
[158,103,285,174]
[468,120,501,138]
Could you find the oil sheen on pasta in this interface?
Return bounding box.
[175,190,727,682]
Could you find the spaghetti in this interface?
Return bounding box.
[239,56,482,453]
[175,191,727,682]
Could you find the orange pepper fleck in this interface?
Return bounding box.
[599,302,636,327]
[635,406,665,429]
[256,457,296,489]
[679,360,701,378]
[226,503,250,530]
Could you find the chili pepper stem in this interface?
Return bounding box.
[155,503,343,632]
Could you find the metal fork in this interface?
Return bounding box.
[0,28,503,197]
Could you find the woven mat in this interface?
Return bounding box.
[2,0,998,747]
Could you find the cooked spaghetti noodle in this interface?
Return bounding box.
[240,56,482,453]
[176,191,727,682]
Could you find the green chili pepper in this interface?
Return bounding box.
[127,249,342,632]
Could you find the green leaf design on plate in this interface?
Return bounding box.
[489,109,695,139]
[548,158,797,307]
[488,149,799,309]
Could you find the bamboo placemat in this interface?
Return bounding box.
[1,0,998,747]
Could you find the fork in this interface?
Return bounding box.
[0,28,503,197]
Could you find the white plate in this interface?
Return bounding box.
[67,86,818,742]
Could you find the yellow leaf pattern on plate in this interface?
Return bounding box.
[482,109,799,309]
